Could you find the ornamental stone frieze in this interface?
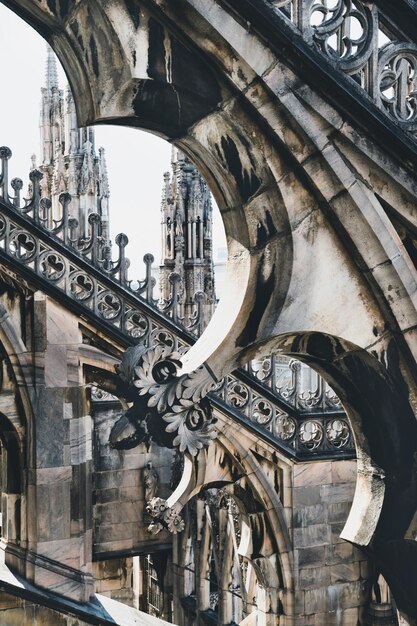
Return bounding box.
[271,0,417,135]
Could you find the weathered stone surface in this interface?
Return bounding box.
[35,387,66,468]
[299,565,331,589]
[293,504,326,528]
[331,461,357,485]
[297,546,327,567]
[4,0,417,622]
[293,462,332,488]
[293,486,322,507]
[294,524,332,548]
[329,562,361,584]
[304,587,335,614]
[36,481,71,542]
[93,557,136,606]
[320,483,356,503]
[290,454,369,623]
[325,542,354,565]
[312,607,359,626]
[327,502,352,524]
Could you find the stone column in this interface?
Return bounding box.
[25,294,93,602]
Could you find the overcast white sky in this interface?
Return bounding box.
[0,4,226,280]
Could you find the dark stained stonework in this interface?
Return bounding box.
[147,18,167,82]
[219,135,261,203]
[236,253,276,346]
[125,0,141,29]
[131,79,220,137]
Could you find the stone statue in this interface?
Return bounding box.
[144,461,159,503]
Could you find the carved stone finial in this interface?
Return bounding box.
[0,146,12,159]
[11,178,23,191]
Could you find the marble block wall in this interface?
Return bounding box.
[0,286,176,605]
[93,556,136,606]
[92,403,175,557]
[25,294,93,602]
[0,593,92,626]
[292,459,369,626]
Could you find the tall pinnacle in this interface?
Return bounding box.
[45,44,59,91]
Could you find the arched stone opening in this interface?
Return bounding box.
[177,489,279,625]
[173,435,294,626]
[0,339,28,577]
[246,330,417,622]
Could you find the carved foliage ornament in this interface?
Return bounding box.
[146,498,185,535]
[110,344,217,456]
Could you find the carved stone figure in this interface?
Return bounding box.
[144,462,159,503]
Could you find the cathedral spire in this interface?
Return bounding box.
[160,151,216,327]
[40,46,64,167]
[45,45,59,91]
[37,47,111,242]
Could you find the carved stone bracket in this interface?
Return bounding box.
[109,344,218,456]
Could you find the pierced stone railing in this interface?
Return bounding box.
[0,146,355,459]
[0,146,208,335]
[211,374,351,456]
[244,354,342,411]
[268,0,417,137]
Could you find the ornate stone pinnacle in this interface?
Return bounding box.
[46,44,59,91]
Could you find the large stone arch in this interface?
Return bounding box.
[267,330,417,619]
[5,1,417,368]
[174,433,295,625]
[221,435,294,626]
[5,0,417,621]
